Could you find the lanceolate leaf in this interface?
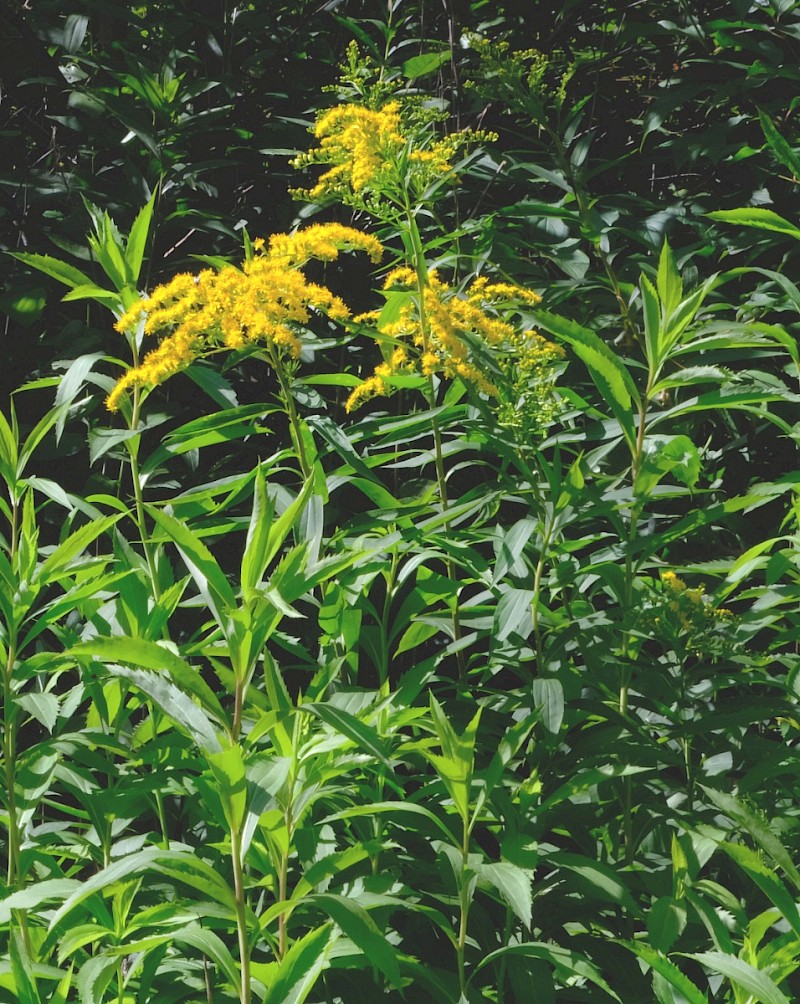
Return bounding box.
[618,941,707,1004]
[103,664,223,752]
[721,841,800,938]
[7,253,95,290]
[125,192,157,283]
[707,207,800,241]
[262,925,334,1004]
[69,635,226,723]
[686,952,791,1004]
[309,893,402,987]
[702,787,800,891]
[477,861,533,929]
[533,309,639,450]
[472,943,622,1001]
[148,506,237,627]
[303,702,392,767]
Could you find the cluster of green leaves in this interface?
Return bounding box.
[1,1,800,1002]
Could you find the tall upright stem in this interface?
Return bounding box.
[3,496,20,889]
[271,349,311,481]
[455,820,471,999]
[231,826,252,1004]
[402,197,467,679]
[126,387,161,599]
[619,393,649,864]
[403,199,451,515]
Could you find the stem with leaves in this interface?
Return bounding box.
[402,194,467,680]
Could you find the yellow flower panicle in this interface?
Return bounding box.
[345,269,561,415]
[267,223,383,267]
[292,102,405,199]
[292,98,496,204]
[660,569,734,634]
[108,223,383,412]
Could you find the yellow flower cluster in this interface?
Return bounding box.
[267,222,383,267]
[292,102,405,199]
[653,570,734,652]
[344,348,410,412]
[108,223,383,412]
[292,98,495,204]
[345,269,561,413]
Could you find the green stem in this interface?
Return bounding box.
[4,496,20,889]
[402,194,467,680]
[619,394,650,864]
[125,388,171,849]
[271,349,311,481]
[231,826,252,1004]
[277,848,289,959]
[532,519,554,676]
[496,907,513,1004]
[3,650,20,889]
[456,821,471,1000]
[277,800,294,960]
[126,389,161,599]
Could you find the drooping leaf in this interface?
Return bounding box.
[309,893,401,987]
[262,924,334,1004]
[686,952,791,1004]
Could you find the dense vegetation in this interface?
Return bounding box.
[1,2,800,1001]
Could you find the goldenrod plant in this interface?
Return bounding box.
[1,7,800,1004]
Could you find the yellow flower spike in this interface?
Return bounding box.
[346,263,561,416]
[267,223,383,267]
[107,223,380,412]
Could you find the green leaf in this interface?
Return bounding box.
[403,51,450,79]
[321,801,454,843]
[477,861,533,929]
[47,849,165,931]
[125,193,157,284]
[207,744,248,837]
[647,896,687,953]
[9,928,42,1004]
[640,273,662,374]
[547,852,641,915]
[149,507,237,628]
[173,924,241,991]
[759,109,800,179]
[262,925,333,1004]
[0,285,46,327]
[16,692,59,732]
[493,587,534,642]
[7,253,94,290]
[686,952,791,1004]
[702,787,800,891]
[309,893,401,988]
[303,702,392,768]
[532,678,564,735]
[635,435,701,495]
[76,954,117,1004]
[241,467,275,595]
[61,284,120,305]
[618,941,707,1004]
[69,635,226,723]
[656,240,683,316]
[0,408,18,487]
[37,515,119,584]
[707,208,800,241]
[472,943,622,1001]
[721,841,800,938]
[103,664,222,753]
[533,309,639,450]
[0,880,82,925]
